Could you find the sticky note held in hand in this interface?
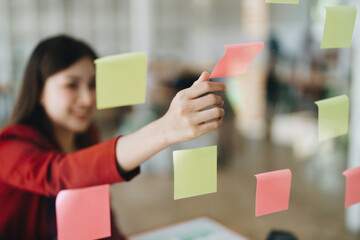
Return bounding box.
[210,42,264,79]
[173,146,217,200]
[95,52,147,109]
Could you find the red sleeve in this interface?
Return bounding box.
[0,136,139,196]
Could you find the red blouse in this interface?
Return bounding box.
[0,124,139,240]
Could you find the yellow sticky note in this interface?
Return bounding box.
[95,52,147,109]
[321,6,357,49]
[315,95,349,141]
[265,0,299,4]
[173,146,217,200]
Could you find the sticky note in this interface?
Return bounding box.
[265,0,299,3]
[315,95,349,141]
[321,6,357,49]
[210,42,264,79]
[255,169,292,217]
[343,166,360,208]
[173,146,217,200]
[56,185,111,240]
[95,52,147,109]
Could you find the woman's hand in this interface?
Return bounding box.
[115,71,227,172]
[159,71,227,145]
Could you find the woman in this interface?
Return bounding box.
[0,35,226,239]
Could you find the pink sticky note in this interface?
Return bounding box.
[210,42,264,79]
[56,184,111,240]
[255,169,292,217]
[343,166,360,208]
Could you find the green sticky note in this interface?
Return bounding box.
[173,146,217,200]
[315,95,349,141]
[95,52,147,109]
[265,0,299,4]
[321,6,357,49]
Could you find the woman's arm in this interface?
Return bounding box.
[115,71,227,172]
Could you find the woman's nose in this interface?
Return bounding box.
[78,86,95,107]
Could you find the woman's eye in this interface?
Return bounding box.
[67,83,78,89]
[89,81,96,90]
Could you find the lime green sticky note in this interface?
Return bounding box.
[173,146,217,200]
[321,6,357,49]
[315,95,349,141]
[95,52,147,109]
[265,0,299,4]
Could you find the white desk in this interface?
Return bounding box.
[130,216,248,240]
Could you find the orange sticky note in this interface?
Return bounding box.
[210,42,264,79]
[255,169,292,217]
[56,185,111,240]
[343,166,360,208]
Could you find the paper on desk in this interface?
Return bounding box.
[173,146,217,200]
[210,42,264,79]
[265,0,299,3]
[255,169,292,217]
[129,217,248,240]
[321,6,357,49]
[343,166,360,208]
[95,52,147,109]
[315,95,349,141]
[56,184,111,240]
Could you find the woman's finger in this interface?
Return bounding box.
[191,94,224,111]
[197,117,224,135]
[185,81,227,99]
[192,71,210,86]
[192,107,225,124]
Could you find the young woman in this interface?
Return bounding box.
[0,35,226,240]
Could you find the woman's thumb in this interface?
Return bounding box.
[192,71,210,86]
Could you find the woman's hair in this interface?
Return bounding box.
[8,35,98,148]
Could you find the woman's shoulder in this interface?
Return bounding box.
[0,124,41,138]
[0,124,52,148]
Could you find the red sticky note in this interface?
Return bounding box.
[255,169,292,217]
[343,166,360,208]
[210,42,264,79]
[56,185,111,240]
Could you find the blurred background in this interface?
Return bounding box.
[1,0,360,239]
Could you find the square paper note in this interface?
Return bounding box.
[343,166,360,208]
[255,169,292,217]
[56,185,111,240]
[210,42,264,79]
[95,52,147,109]
[315,95,349,141]
[321,6,357,49]
[173,146,217,200]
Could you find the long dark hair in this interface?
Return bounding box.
[8,35,98,149]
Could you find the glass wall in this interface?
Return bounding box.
[0,0,359,239]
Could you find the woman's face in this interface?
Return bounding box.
[40,57,96,133]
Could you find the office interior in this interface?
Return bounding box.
[1,0,360,239]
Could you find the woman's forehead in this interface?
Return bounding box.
[48,58,95,81]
